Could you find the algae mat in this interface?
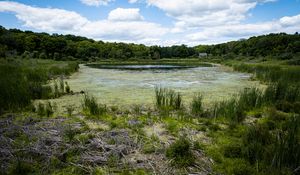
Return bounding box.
[48,64,262,111]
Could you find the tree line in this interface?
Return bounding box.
[0,25,299,61]
[0,26,196,61]
[195,32,300,59]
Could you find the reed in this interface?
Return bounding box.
[82,94,107,116]
[272,114,300,170]
[155,86,182,111]
[190,93,204,117]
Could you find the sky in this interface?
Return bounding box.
[0,0,300,46]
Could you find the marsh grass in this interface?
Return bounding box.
[272,114,300,170]
[166,137,195,167]
[66,105,75,117]
[59,76,65,94]
[190,93,204,117]
[0,59,78,114]
[65,82,71,93]
[36,101,54,117]
[232,63,300,83]
[82,94,107,116]
[155,87,183,117]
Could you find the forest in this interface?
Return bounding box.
[1,26,300,61]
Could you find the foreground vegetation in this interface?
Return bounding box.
[0,57,299,175]
[0,26,300,174]
[0,59,78,114]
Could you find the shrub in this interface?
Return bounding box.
[166,137,195,167]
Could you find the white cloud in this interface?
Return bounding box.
[108,8,143,21]
[280,14,300,27]
[0,1,88,31]
[1,0,299,46]
[80,21,167,40]
[185,15,300,45]
[128,0,139,3]
[147,0,275,32]
[80,0,114,6]
[0,1,168,42]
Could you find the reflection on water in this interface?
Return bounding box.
[62,64,262,108]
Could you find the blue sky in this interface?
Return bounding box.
[0,0,300,45]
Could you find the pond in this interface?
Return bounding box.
[45,64,263,113]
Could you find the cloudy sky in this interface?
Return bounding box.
[0,0,300,46]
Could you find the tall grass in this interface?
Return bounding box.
[272,114,300,170]
[36,101,54,117]
[190,93,204,117]
[211,88,262,124]
[263,81,300,113]
[155,86,182,110]
[0,59,79,114]
[240,114,300,172]
[0,64,31,113]
[82,94,107,116]
[232,63,300,83]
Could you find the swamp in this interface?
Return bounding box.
[0,24,300,175]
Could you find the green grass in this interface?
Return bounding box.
[155,86,182,112]
[166,137,195,167]
[0,59,78,114]
[82,94,107,117]
[230,62,300,83]
[190,93,204,117]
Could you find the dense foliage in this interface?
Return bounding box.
[196,33,300,59]
[1,26,300,61]
[0,59,78,114]
[0,26,196,61]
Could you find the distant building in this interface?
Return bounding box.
[198,53,208,58]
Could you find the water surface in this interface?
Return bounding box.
[58,64,261,109]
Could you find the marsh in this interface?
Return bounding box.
[44,64,262,113]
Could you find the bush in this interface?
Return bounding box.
[166,137,195,167]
